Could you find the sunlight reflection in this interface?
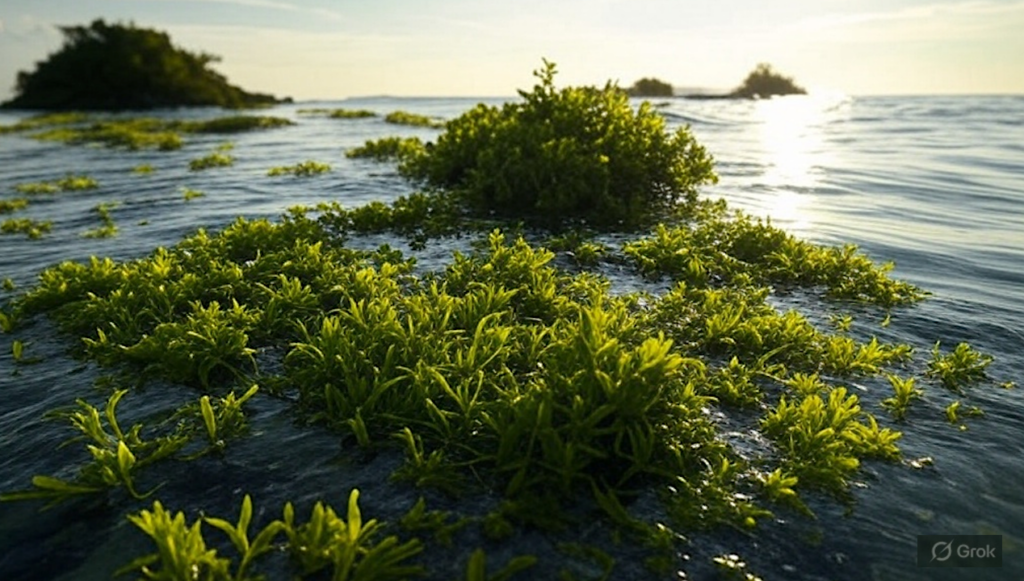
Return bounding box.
[753,94,848,235]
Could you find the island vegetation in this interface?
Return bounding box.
[730,63,807,99]
[627,77,674,97]
[1,19,288,110]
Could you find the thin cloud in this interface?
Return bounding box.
[790,0,1024,41]
[135,0,345,22]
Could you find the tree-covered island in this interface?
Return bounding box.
[1,19,289,110]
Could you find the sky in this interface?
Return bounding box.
[1,0,1022,101]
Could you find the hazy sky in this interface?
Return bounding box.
[1,0,1022,101]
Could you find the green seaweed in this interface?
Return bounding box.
[189,152,235,171]
[267,160,331,177]
[0,198,29,214]
[1,218,52,239]
[384,110,444,128]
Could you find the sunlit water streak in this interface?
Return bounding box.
[1,95,1022,580]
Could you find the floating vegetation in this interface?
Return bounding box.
[299,107,378,119]
[880,374,922,421]
[121,490,423,581]
[346,136,425,163]
[14,174,99,194]
[1,387,259,505]
[1,217,52,239]
[131,164,155,174]
[33,118,184,150]
[189,152,235,171]
[182,187,206,201]
[0,198,29,214]
[82,202,119,238]
[623,211,924,307]
[12,115,291,151]
[397,60,717,229]
[267,160,332,177]
[384,110,444,128]
[927,341,993,392]
[0,112,91,134]
[178,115,294,133]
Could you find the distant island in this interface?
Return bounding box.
[629,64,807,100]
[728,63,806,99]
[1,19,290,110]
[627,77,674,97]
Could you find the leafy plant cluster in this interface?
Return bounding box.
[14,174,99,194]
[0,198,29,214]
[384,110,445,128]
[268,160,332,177]
[2,19,287,110]
[4,208,956,539]
[623,207,925,307]
[82,201,120,238]
[122,490,425,581]
[299,108,378,119]
[388,60,717,229]
[0,386,258,505]
[1,217,52,239]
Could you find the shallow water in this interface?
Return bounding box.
[1,94,1022,580]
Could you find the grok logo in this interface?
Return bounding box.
[931,541,953,562]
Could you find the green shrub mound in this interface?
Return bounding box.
[730,63,806,99]
[402,60,717,229]
[2,19,287,110]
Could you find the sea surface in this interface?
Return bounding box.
[0,94,1022,580]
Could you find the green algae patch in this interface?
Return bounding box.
[384,110,444,128]
[189,152,235,171]
[382,60,717,230]
[0,112,91,134]
[82,202,119,238]
[15,175,99,194]
[299,107,378,119]
[267,160,331,177]
[1,217,52,239]
[178,115,294,133]
[346,136,426,163]
[0,198,29,214]
[14,115,291,151]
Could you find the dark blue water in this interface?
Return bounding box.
[1,95,1022,580]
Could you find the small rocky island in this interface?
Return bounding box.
[1,19,289,110]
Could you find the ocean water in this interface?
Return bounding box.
[0,94,1022,580]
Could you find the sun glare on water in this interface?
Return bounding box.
[754,93,848,236]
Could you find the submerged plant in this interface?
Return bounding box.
[132,163,155,174]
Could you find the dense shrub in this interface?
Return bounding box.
[2,19,287,110]
[405,60,717,229]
